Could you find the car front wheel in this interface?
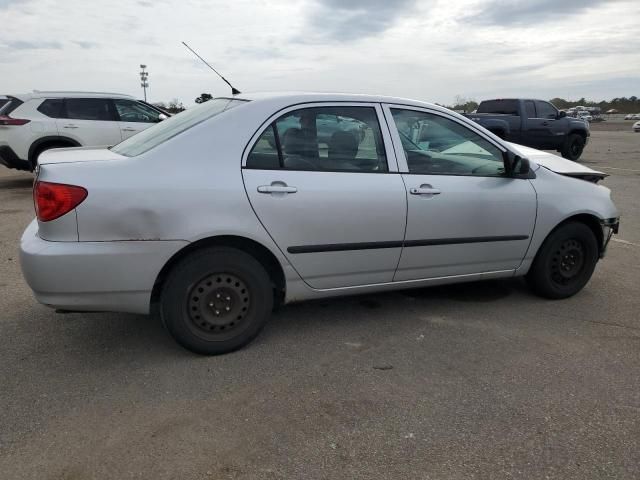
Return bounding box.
[527,222,599,299]
[560,134,585,161]
[160,247,274,355]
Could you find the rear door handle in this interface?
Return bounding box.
[410,184,441,196]
[122,127,137,132]
[257,184,297,194]
[63,124,79,129]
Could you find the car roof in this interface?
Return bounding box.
[10,91,137,101]
[232,91,451,114]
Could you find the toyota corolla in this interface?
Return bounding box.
[20,93,619,354]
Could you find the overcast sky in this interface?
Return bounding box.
[1,0,638,106]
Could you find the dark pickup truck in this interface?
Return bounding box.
[465,99,590,160]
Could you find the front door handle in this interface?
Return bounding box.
[63,124,79,129]
[122,127,137,132]
[410,184,441,196]
[257,182,297,194]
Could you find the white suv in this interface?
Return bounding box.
[0,91,168,171]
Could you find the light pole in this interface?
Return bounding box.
[139,64,149,102]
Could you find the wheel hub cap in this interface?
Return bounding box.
[551,239,585,285]
[188,273,250,333]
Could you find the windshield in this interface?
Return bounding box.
[111,98,247,157]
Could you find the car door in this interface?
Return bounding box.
[526,100,564,149]
[57,98,122,146]
[383,105,537,281]
[113,99,162,139]
[242,103,407,289]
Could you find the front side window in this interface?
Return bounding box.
[64,98,113,121]
[114,99,161,123]
[535,101,558,119]
[390,109,505,176]
[247,106,387,172]
[111,98,246,157]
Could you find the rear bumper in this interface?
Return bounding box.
[19,220,187,314]
[0,145,31,171]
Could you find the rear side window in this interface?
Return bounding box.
[65,98,113,121]
[247,106,387,172]
[0,96,24,116]
[37,99,64,118]
[477,100,519,115]
[111,98,246,157]
[524,100,536,119]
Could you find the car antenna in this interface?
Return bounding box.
[181,41,241,95]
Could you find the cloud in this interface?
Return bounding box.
[0,0,26,8]
[6,40,62,50]
[74,40,98,49]
[299,0,420,43]
[465,0,623,26]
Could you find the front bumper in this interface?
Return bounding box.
[20,220,187,314]
[0,145,31,170]
[600,217,619,257]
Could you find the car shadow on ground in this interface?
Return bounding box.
[0,176,33,190]
[15,278,533,364]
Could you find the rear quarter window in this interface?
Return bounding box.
[0,96,24,116]
[37,99,64,118]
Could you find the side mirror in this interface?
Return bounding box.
[158,113,168,121]
[503,150,530,177]
[558,111,567,118]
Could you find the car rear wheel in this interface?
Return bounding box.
[160,247,273,355]
[560,134,585,161]
[527,222,599,299]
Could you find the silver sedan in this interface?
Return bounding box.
[20,93,620,354]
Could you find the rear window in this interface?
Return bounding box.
[37,99,64,118]
[65,98,113,121]
[477,100,519,115]
[111,98,246,157]
[0,96,24,116]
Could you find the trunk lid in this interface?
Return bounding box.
[37,146,125,166]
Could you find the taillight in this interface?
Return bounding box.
[34,181,87,222]
[0,115,30,126]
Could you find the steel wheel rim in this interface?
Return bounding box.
[187,273,251,338]
[550,239,585,286]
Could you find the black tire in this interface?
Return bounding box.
[160,247,273,355]
[527,222,599,299]
[560,134,585,161]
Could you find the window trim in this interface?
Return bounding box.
[242,102,400,173]
[381,103,510,178]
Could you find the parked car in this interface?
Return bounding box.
[633,121,640,132]
[20,93,619,355]
[623,114,640,120]
[464,99,590,161]
[577,111,593,122]
[0,91,168,171]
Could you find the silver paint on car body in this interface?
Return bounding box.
[20,92,619,314]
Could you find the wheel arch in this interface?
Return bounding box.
[150,235,286,311]
[568,129,588,141]
[28,136,81,165]
[540,213,604,257]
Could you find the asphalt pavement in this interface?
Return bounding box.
[0,125,638,479]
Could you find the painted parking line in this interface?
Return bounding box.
[612,238,640,247]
